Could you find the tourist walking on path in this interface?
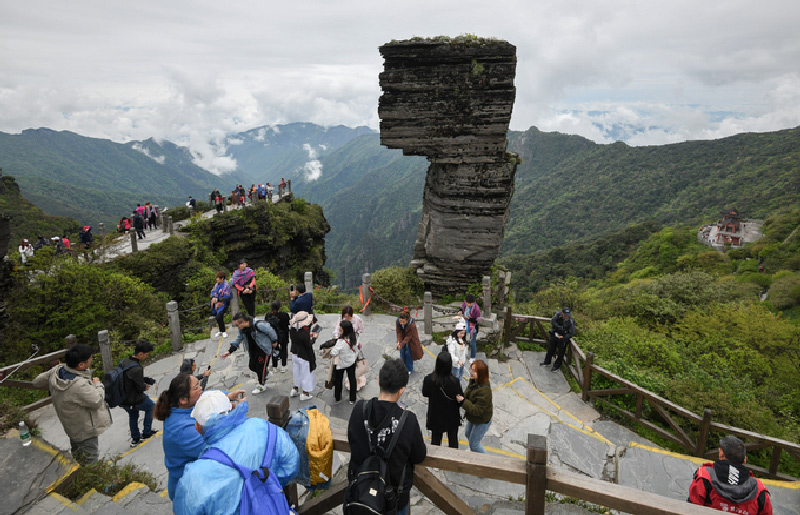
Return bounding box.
[396,308,423,373]
[230,258,257,317]
[120,341,158,446]
[457,359,493,453]
[32,344,111,464]
[146,203,158,230]
[133,211,146,239]
[688,435,773,514]
[540,306,575,372]
[266,300,290,373]
[459,293,482,360]
[422,351,463,448]
[288,311,318,401]
[446,320,469,383]
[154,374,244,500]
[220,312,277,394]
[330,320,360,404]
[210,270,231,338]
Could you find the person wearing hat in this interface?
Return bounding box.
[18,239,34,264]
[288,311,318,400]
[688,435,772,514]
[446,320,469,383]
[154,375,244,500]
[540,306,575,372]
[172,390,298,514]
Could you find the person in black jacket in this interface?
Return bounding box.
[133,211,146,239]
[540,306,576,372]
[422,351,463,448]
[121,341,158,446]
[348,358,426,515]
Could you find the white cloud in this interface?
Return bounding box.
[302,143,323,181]
[1,0,800,168]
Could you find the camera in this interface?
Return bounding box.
[290,284,295,292]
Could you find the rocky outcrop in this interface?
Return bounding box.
[378,36,519,295]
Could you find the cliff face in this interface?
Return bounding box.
[378,37,518,295]
[191,200,331,285]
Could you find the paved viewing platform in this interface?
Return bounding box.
[5,311,799,514]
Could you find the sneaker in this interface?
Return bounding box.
[279,365,287,373]
[213,331,222,338]
[130,438,141,447]
[142,430,159,439]
[299,393,313,401]
[349,400,355,405]
[539,361,551,366]
[222,332,228,338]
[289,388,299,398]
[252,384,265,394]
[551,366,560,373]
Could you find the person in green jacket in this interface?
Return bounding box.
[456,359,493,453]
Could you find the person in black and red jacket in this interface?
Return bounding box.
[688,435,772,514]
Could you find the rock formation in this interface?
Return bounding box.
[378,36,519,295]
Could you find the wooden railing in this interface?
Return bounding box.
[0,348,69,414]
[265,399,718,515]
[502,307,800,480]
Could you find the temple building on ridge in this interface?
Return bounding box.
[697,209,763,250]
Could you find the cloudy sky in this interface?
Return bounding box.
[2,0,800,173]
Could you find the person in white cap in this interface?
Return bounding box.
[288,311,318,400]
[173,390,298,514]
[446,320,469,382]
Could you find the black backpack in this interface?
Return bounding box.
[343,401,409,515]
[103,360,137,408]
[266,314,287,344]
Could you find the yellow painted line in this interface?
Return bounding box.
[159,488,170,498]
[31,438,81,494]
[47,492,79,510]
[76,488,98,505]
[422,434,525,459]
[423,344,437,359]
[492,375,611,446]
[113,482,147,502]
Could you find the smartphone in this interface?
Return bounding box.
[290,284,295,292]
[207,365,211,371]
[238,392,244,400]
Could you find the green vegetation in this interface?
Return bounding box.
[513,212,800,473]
[58,459,158,500]
[0,174,80,245]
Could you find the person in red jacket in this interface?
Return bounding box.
[688,435,772,514]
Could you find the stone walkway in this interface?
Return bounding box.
[8,312,798,514]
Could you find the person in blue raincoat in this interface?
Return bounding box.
[173,390,299,514]
[154,375,245,500]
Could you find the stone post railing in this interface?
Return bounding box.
[304,271,313,297]
[167,300,182,351]
[424,291,432,335]
[168,216,174,236]
[361,273,372,316]
[230,288,240,315]
[98,329,113,374]
[130,231,138,253]
[287,179,292,196]
[482,275,491,316]
[99,223,105,264]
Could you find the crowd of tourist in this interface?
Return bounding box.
[31,257,774,514]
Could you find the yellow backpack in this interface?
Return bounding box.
[306,408,333,487]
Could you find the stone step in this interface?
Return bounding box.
[20,492,90,514]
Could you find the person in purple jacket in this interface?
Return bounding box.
[210,270,232,338]
[460,293,482,361]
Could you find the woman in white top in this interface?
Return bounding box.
[446,320,469,383]
[18,239,34,264]
[330,320,360,404]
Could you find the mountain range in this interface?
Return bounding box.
[2,123,799,289]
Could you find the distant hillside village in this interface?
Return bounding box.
[697,209,763,250]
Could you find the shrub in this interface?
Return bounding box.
[370,266,423,307]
